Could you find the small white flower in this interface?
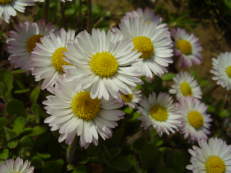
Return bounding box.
[187,138,231,173]
[172,28,202,68]
[0,0,35,23]
[122,8,162,25]
[7,21,54,71]
[119,87,142,108]
[138,92,181,135]
[31,28,76,92]
[0,157,34,173]
[43,80,124,148]
[169,72,202,99]
[119,17,173,78]
[177,97,211,142]
[64,29,142,100]
[211,52,231,90]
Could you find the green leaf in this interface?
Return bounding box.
[123,107,133,114]
[29,126,46,137]
[14,88,30,94]
[31,103,46,118]
[30,86,41,103]
[0,149,9,160]
[224,0,231,9]
[130,111,141,121]
[13,117,26,135]
[161,73,176,81]
[7,99,26,116]
[0,70,13,101]
[219,109,230,118]
[8,141,18,149]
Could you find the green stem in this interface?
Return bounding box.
[60,1,65,27]
[87,0,92,31]
[44,0,50,22]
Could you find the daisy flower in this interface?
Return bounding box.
[119,87,142,108]
[43,80,124,148]
[122,8,162,25]
[0,157,34,173]
[169,72,202,99]
[119,17,173,78]
[138,92,181,136]
[187,138,231,173]
[0,0,35,23]
[64,29,142,100]
[177,97,211,142]
[172,28,202,68]
[211,52,231,90]
[7,21,54,71]
[31,28,76,91]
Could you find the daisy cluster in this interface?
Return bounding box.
[2,1,231,172]
[0,0,74,23]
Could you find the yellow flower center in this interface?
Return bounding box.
[150,104,168,122]
[187,111,204,129]
[89,52,118,78]
[71,91,101,120]
[176,39,192,55]
[225,66,231,78]
[120,94,133,103]
[180,82,192,96]
[0,0,12,5]
[26,34,43,53]
[132,36,154,59]
[205,156,225,173]
[51,47,70,73]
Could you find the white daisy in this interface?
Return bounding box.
[0,0,35,23]
[64,29,142,100]
[0,157,34,173]
[43,80,124,148]
[119,17,173,78]
[169,72,202,99]
[122,8,162,25]
[119,87,142,108]
[187,138,231,173]
[7,20,54,71]
[172,28,202,68]
[211,52,231,90]
[177,97,212,142]
[138,92,181,136]
[31,28,76,91]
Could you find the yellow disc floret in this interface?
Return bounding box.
[225,66,231,78]
[176,39,192,55]
[132,36,154,59]
[51,47,69,73]
[120,94,133,103]
[71,91,101,120]
[26,34,43,53]
[150,104,168,122]
[180,82,192,96]
[187,111,204,129]
[205,156,225,173]
[89,52,118,78]
[0,0,12,5]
